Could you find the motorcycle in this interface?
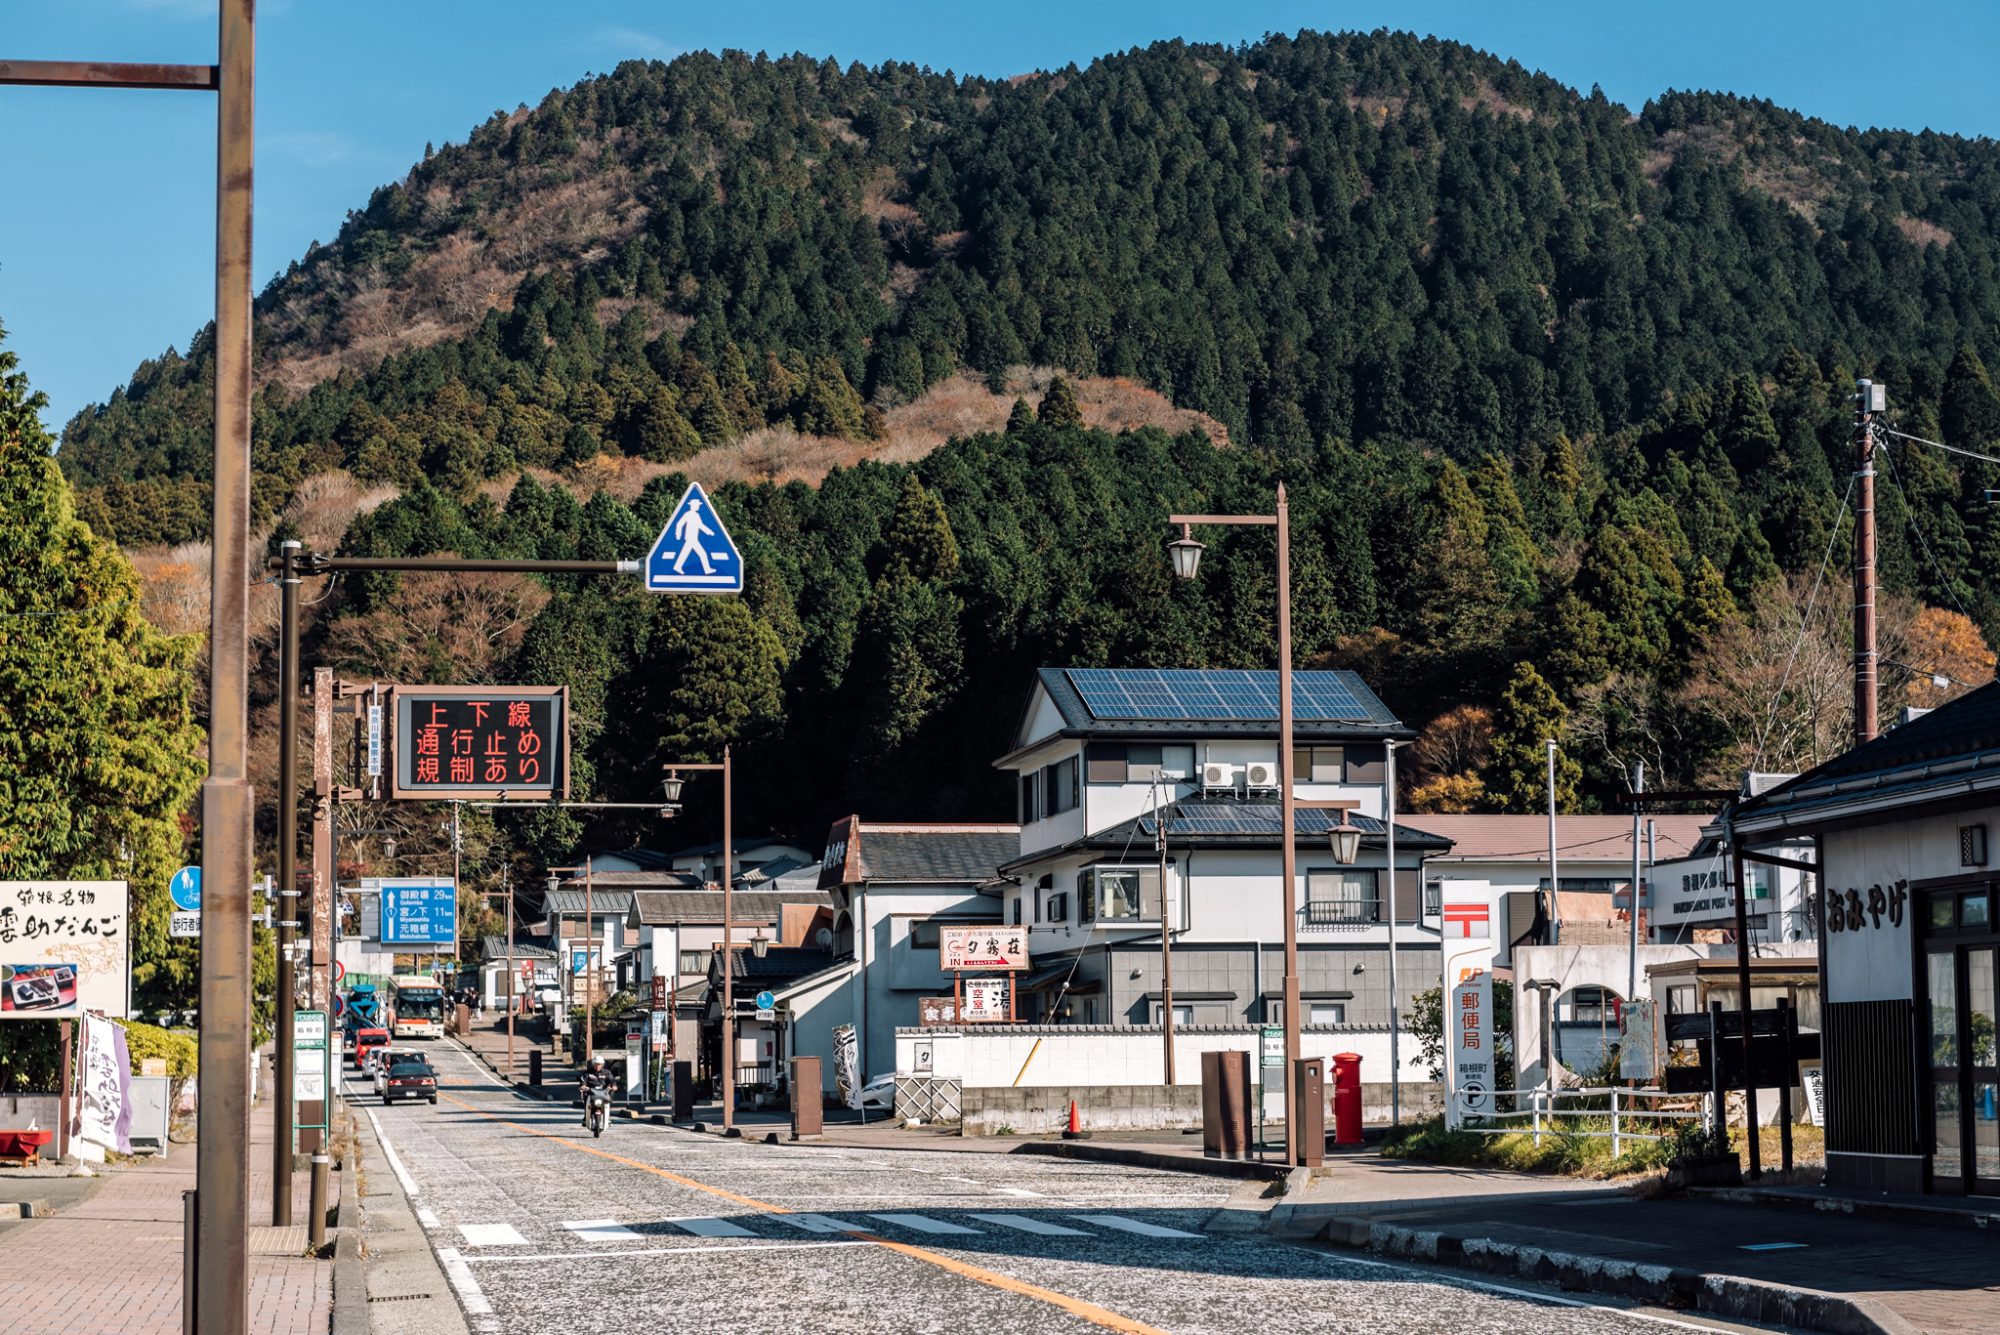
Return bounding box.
[585,1087,611,1137]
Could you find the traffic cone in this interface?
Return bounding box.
[1061,1098,1089,1140]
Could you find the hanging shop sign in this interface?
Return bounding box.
[0,881,129,1020]
[939,925,1028,972]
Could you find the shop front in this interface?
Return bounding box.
[1730,682,2000,1197]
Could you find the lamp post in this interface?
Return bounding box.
[485,869,516,1078]
[1168,492,1369,1167]
[660,750,734,1130]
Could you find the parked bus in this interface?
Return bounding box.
[390,974,446,1040]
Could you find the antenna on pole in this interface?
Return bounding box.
[1853,379,1885,745]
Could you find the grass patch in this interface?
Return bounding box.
[1380,1115,1674,1179]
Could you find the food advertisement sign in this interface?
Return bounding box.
[0,881,129,1020]
[392,685,568,800]
[938,925,1028,972]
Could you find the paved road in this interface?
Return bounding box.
[354,1041,1763,1335]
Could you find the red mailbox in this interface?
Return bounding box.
[1332,1051,1364,1146]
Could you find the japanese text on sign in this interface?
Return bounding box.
[938,925,1028,972]
[1445,964,1493,1130]
[393,687,566,799]
[0,881,130,1020]
[1824,880,1907,934]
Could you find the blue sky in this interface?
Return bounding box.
[4,0,1997,436]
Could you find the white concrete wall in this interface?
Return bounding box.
[1821,803,2000,1004]
[894,1024,1430,1089]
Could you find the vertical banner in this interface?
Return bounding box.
[75,1013,133,1154]
[833,1023,862,1111]
[1618,997,1657,1081]
[1446,970,1494,1130]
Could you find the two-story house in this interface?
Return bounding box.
[996,667,1449,1030]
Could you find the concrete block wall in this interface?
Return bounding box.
[962,1083,1206,1136]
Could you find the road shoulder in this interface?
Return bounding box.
[340,1101,473,1335]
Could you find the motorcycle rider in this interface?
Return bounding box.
[579,1055,615,1129]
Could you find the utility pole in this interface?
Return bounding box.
[1854,379,1884,745]
[721,745,735,1133]
[1628,761,1644,1004]
[272,540,300,1225]
[1545,740,1562,946]
[583,853,595,1068]
[1385,740,1401,1127]
[1156,781,1175,1086]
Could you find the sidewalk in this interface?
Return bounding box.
[0,1096,332,1335]
[1294,1155,1996,1334]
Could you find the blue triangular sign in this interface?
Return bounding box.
[645,482,743,594]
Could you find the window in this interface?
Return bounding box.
[1077,866,1162,923]
[1010,896,1023,927]
[1423,879,1443,917]
[1088,743,1197,783]
[1342,745,1386,784]
[1043,890,1069,924]
[1020,771,1042,823]
[1666,985,1697,1017]
[1155,1002,1195,1026]
[1308,1002,1346,1025]
[1304,869,1379,924]
[907,920,943,949]
[1043,756,1080,815]
[1292,746,1345,783]
[677,949,712,976]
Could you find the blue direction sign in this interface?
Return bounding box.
[169,866,202,912]
[754,990,776,1010]
[644,482,743,594]
[379,878,458,947]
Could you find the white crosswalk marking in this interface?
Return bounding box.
[779,1214,869,1235]
[561,1219,640,1241]
[866,1213,981,1235]
[966,1213,1089,1237]
[667,1216,756,1238]
[1070,1215,1203,1239]
[458,1222,528,1247]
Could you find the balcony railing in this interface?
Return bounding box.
[1300,899,1379,928]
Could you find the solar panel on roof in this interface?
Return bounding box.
[1066,667,1375,723]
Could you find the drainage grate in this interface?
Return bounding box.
[368,1294,434,1304]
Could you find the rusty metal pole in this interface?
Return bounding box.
[196,3,256,1332]
[311,669,334,1015]
[582,853,594,1065]
[1854,381,1880,746]
[272,541,299,1224]
[721,745,735,1133]
[1727,822,1760,1178]
[1275,484,1301,1166]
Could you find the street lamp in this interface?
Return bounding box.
[1167,525,1205,580]
[1328,813,1363,865]
[749,928,771,959]
[657,750,736,1130]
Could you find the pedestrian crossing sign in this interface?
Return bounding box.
[645,481,743,594]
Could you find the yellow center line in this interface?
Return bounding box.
[436,1091,1171,1334]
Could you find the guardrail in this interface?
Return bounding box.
[1453,1085,1702,1157]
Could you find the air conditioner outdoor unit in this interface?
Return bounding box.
[1244,761,1278,790]
[1202,762,1237,792]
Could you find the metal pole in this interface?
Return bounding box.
[1853,382,1880,745]
[721,746,735,1132]
[1385,739,1400,1127]
[56,1020,71,1163]
[311,669,334,1017]
[1274,485,1301,1166]
[196,3,255,1330]
[583,854,594,1067]
[1158,784,1175,1086]
[307,1154,329,1253]
[505,871,516,1078]
[1728,825,1761,1177]
[272,541,298,1225]
[1545,740,1561,945]
[1628,761,1643,1006]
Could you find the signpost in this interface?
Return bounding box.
[377,879,458,948]
[293,1009,329,1131]
[644,482,744,594]
[390,686,569,801]
[169,865,202,939]
[962,978,1008,1023]
[1446,970,1494,1130]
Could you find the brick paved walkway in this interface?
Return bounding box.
[0,1103,330,1335]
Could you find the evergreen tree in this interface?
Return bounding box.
[1942,346,2000,449]
[1482,663,1579,813]
[1037,375,1084,430]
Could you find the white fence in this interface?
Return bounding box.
[1456,1085,1703,1157]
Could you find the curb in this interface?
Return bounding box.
[1691,1184,2000,1231]
[1012,1139,1295,1183]
[0,1198,49,1220]
[1320,1219,1920,1335]
[331,1117,367,1335]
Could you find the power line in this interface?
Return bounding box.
[1878,437,1979,626]
[1878,423,2000,470]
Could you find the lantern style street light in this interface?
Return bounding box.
[1328,813,1363,865]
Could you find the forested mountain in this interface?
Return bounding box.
[43,30,2000,853]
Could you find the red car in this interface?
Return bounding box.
[352,1027,390,1069]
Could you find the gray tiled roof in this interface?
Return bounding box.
[480,934,556,961]
[1733,680,2000,830]
[628,888,829,926]
[855,829,1019,883]
[718,946,834,983]
[541,888,636,917]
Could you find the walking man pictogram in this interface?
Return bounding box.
[673,497,715,575]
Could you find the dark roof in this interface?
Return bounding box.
[1001,797,1449,873]
[590,847,678,873]
[664,834,801,859]
[851,827,1020,883]
[714,946,834,985]
[739,855,814,884]
[541,887,636,918]
[480,934,556,961]
[1732,681,2000,832]
[1015,666,1408,752]
[628,888,830,927]
[583,869,702,889]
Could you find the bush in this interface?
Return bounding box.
[123,1022,198,1080]
[1380,1113,1672,1178]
